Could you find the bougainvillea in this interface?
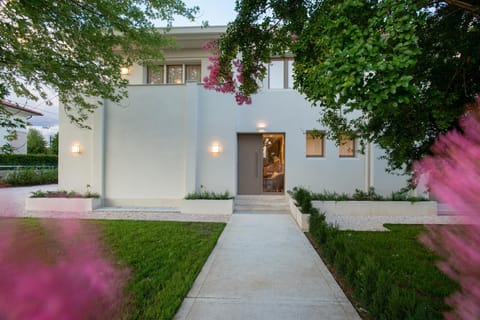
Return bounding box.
[0,219,127,320]
[202,41,252,105]
[414,111,480,320]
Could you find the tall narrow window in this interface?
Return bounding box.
[147,66,164,84]
[287,59,294,89]
[269,60,285,89]
[339,135,356,157]
[186,64,201,82]
[306,131,325,157]
[167,65,183,84]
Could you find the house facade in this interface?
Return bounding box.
[59,26,408,207]
[0,100,43,154]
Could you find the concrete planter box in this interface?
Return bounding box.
[287,195,310,232]
[180,199,234,215]
[312,200,437,217]
[26,198,102,213]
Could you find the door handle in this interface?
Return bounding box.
[255,151,258,178]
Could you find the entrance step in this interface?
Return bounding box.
[234,195,290,214]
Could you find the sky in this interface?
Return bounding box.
[7,0,238,129]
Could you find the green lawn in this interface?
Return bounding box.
[309,220,459,319]
[3,218,225,320]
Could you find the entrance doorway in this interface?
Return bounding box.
[237,133,285,195]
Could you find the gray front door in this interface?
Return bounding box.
[237,134,263,194]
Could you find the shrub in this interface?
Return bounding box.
[352,187,384,201]
[30,190,100,198]
[4,168,57,186]
[306,187,428,201]
[0,154,58,166]
[311,190,350,201]
[184,190,232,200]
[291,187,312,213]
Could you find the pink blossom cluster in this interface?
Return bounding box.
[202,41,252,105]
[414,113,480,320]
[0,219,127,320]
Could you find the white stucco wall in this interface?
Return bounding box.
[102,85,189,206]
[232,90,366,194]
[58,107,95,192]
[195,89,236,194]
[373,147,410,195]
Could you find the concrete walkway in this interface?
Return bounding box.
[0,184,57,216]
[175,214,360,320]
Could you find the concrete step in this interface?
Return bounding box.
[234,195,290,213]
[234,200,289,206]
[235,195,287,201]
[234,205,289,211]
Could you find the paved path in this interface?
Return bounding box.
[175,214,360,320]
[0,184,57,216]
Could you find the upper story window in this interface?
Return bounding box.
[147,63,201,84]
[339,135,356,157]
[268,58,294,89]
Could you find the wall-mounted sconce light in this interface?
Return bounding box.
[120,66,131,76]
[71,143,82,154]
[256,121,267,133]
[209,142,221,155]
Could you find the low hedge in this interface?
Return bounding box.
[3,168,58,186]
[0,154,58,166]
[292,187,456,319]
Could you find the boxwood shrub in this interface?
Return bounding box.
[0,154,58,166]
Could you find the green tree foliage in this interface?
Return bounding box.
[49,132,58,155]
[0,0,198,127]
[213,0,480,173]
[27,128,47,154]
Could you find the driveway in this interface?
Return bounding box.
[0,184,58,217]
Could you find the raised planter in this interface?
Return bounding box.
[180,199,234,215]
[312,200,437,217]
[287,194,310,231]
[25,198,102,213]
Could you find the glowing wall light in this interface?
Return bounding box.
[71,143,82,154]
[256,121,267,132]
[209,142,222,155]
[120,66,131,76]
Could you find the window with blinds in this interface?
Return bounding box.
[339,135,356,157]
[306,131,325,157]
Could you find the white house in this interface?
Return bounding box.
[0,100,43,154]
[59,26,408,207]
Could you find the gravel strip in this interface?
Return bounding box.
[325,214,463,231]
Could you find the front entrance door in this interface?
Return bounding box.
[238,134,263,194]
[237,133,285,195]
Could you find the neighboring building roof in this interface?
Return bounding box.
[0,100,43,116]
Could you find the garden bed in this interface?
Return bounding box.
[286,194,310,231]
[26,197,102,212]
[25,190,101,213]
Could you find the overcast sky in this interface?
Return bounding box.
[10,0,238,128]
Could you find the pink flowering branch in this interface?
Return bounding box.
[0,219,128,320]
[202,41,252,105]
[414,112,480,320]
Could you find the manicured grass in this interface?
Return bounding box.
[2,218,225,320]
[309,217,458,319]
